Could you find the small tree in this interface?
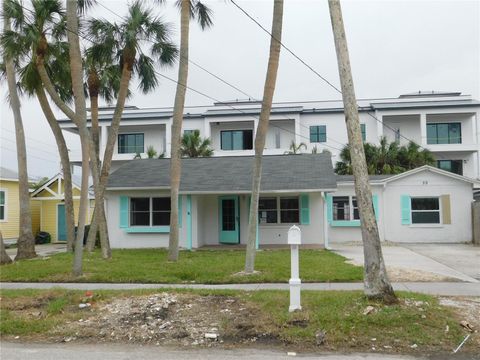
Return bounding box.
[284,140,307,154]
[180,130,213,157]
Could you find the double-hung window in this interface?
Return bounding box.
[118,133,144,154]
[0,190,5,221]
[411,197,440,224]
[332,196,360,221]
[427,123,461,144]
[361,124,366,142]
[258,196,299,224]
[309,125,327,143]
[220,130,253,150]
[130,197,171,226]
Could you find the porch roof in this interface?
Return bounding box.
[106,154,337,193]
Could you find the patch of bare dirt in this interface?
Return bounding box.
[56,293,278,347]
[386,267,457,282]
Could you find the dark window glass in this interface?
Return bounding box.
[0,191,4,220]
[280,197,299,223]
[259,197,277,224]
[184,130,196,136]
[130,198,150,226]
[437,160,463,175]
[220,130,253,150]
[411,197,440,224]
[309,125,327,143]
[361,124,366,141]
[152,197,170,226]
[333,196,350,221]
[222,199,236,231]
[426,123,461,144]
[118,134,144,154]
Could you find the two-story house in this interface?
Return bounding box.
[59,91,480,180]
[57,91,480,248]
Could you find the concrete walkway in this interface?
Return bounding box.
[6,243,67,259]
[331,244,480,283]
[2,281,480,296]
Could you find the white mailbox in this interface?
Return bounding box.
[288,225,301,245]
[288,225,302,312]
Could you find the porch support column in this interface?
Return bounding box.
[100,125,108,161]
[204,120,211,139]
[376,111,383,140]
[294,115,301,146]
[187,195,192,250]
[420,113,427,146]
[322,192,330,249]
[165,121,172,157]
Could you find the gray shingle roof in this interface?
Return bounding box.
[0,167,19,180]
[107,154,337,193]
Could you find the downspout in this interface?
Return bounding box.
[321,191,330,249]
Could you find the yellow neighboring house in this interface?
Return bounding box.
[0,167,40,241]
[31,173,94,242]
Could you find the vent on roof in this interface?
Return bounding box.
[399,91,461,98]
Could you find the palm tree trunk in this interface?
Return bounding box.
[36,87,76,252]
[328,0,396,303]
[0,231,13,265]
[66,0,88,276]
[168,0,190,262]
[245,0,284,273]
[3,17,36,261]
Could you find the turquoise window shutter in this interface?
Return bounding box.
[300,194,310,225]
[326,194,333,223]
[400,195,411,225]
[372,194,379,221]
[119,196,129,228]
[178,195,183,227]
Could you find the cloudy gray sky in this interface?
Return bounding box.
[1,0,479,178]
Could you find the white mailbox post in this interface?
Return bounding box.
[288,225,302,312]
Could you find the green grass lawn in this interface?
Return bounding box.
[0,288,473,354]
[0,249,363,283]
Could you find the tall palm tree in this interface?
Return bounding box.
[180,130,213,157]
[245,0,284,273]
[0,231,12,265]
[85,1,177,259]
[1,1,77,253]
[329,0,396,303]
[168,0,212,262]
[2,0,36,260]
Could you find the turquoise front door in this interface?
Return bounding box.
[57,204,67,242]
[219,196,240,244]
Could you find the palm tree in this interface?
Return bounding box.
[180,130,213,157]
[168,0,212,262]
[245,0,284,274]
[84,1,177,260]
[284,140,307,154]
[0,231,12,265]
[329,0,396,303]
[2,0,36,260]
[1,1,77,253]
[335,137,435,175]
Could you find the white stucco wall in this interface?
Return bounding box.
[113,125,166,157]
[106,190,188,249]
[382,171,473,243]
[329,171,474,244]
[382,114,421,145]
[328,184,385,243]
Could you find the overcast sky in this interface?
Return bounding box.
[1,0,479,178]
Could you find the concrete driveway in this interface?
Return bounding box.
[331,243,480,283]
[6,243,67,260]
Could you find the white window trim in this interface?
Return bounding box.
[333,195,359,221]
[258,196,300,226]
[0,188,7,222]
[410,196,442,225]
